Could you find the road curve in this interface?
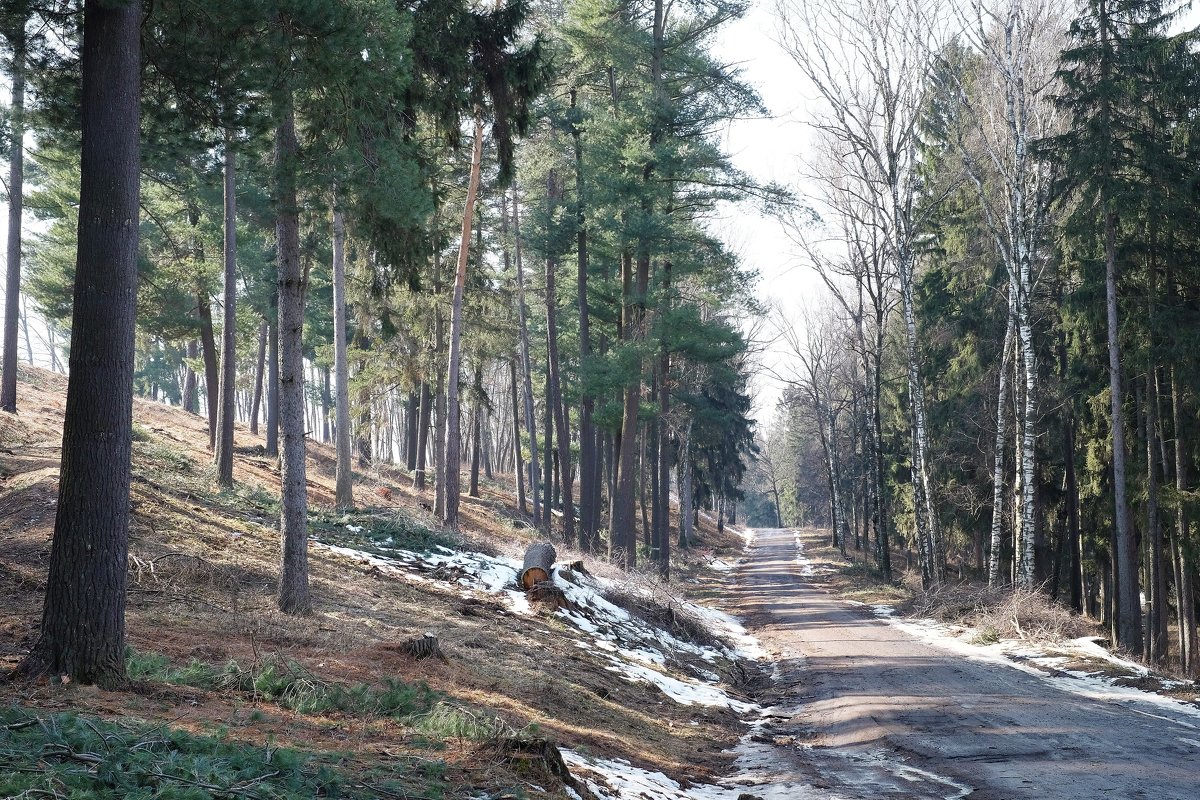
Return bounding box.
[736,528,1200,800]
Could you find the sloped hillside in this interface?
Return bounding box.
[0,364,763,799]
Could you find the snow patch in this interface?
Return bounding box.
[563,747,849,800]
[872,606,1200,728]
[316,528,761,713]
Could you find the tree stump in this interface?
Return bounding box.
[519,542,557,590]
[399,633,449,664]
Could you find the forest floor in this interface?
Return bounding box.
[0,364,767,800]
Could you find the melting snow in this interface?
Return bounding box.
[864,603,1200,729]
[562,747,853,800]
[315,525,763,713]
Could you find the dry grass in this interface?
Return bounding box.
[0,364,753,795]
[905,578,1096,644]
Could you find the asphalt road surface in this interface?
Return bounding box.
[736,528,1200,800]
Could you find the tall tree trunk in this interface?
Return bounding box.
[872,335,891,578]
[571,88,598,552]
[250,321,267,434]
[275,86,310,616]
[899,243,942,585]
[215,130,238,487]
[332,201,353,507]
[434,343,447,516]
[543,367,553,530]
[1171,366,1198,676]
[510,357,526,513]
[405,390,419,471]
[470,363,482,498]
[1145,372,1167,665]
[1104,211,1140,650]
[676,431,696,551]
[355,341,373,468]
[989,284,1016,586]
[266,315,279,457]
[183,340,199,415]
[414,381,431,489]
[513,185,541,522]
[545,170,574,545]
[1061,336,1083,613]
[197,289,219,450]
[657,261,671,578]
[321,365,331,443]
[1,13,26,413]
[265,316,278,455]
[1016,272,1037,589]
[443,114,484,526]
[19,0,140,687]
[650,377,661,557]
[610,251,639,566]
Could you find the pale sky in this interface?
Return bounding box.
[714,0,824,423]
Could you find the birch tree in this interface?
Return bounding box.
[947,0,1066,587]
[778,0,947,584]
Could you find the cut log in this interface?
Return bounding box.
[520,541,557,590]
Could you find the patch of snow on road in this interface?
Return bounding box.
[562,749,842,800]
[793,533,817,577]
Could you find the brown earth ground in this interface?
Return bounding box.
[0,364,758,797]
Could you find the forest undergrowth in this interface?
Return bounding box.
[0,366,756,798]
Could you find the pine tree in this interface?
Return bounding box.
[18,0,141,688]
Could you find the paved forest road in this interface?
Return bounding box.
[736,528,1200,800]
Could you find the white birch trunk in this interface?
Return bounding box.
[989,282,1017,585]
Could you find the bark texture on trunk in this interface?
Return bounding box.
[1171,366,1198,676]
[183,339,199,414]
[266,314,279,456]
[989,288,1016,586]
[214,130,238,487]
[198,288,219,449]
[332,203,353,508]
[443,116,484,526]
[510,357,526,514]
[469,363,483,498]
[414,381,431,489]
[20,0,140,688]
[1104,211,1140,651]
[513,185,540,522]
[610,252,638,566]
[275,89,310,616]
[545,170,574,545]
[1,15,25,413]
[571,88,599,552]
[250,321,267,434]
